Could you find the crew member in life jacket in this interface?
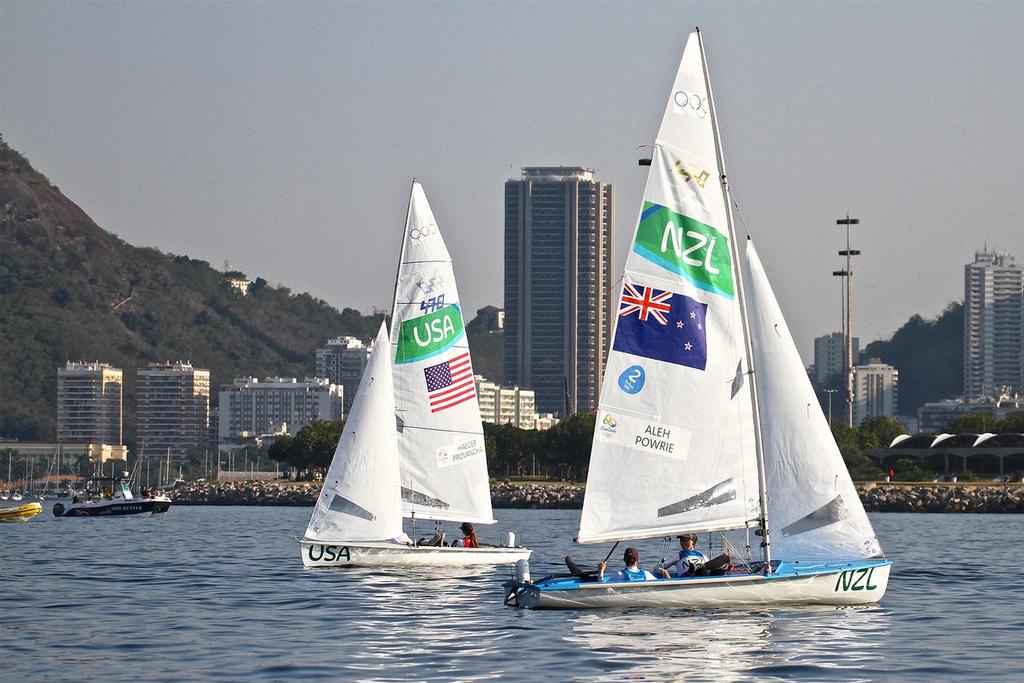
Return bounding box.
[659,533,708,577]
[598,546,670,581]
[451,522,479,548]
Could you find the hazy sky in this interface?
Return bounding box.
[3,1,1022,362]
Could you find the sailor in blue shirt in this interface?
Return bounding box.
[659,534,708,577]
[598,546,670,581]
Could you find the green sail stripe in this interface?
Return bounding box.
[394,304,466,364]
[633,201,734,299]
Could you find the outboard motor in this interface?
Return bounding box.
[52,503,65,517]
[514,558,531,583]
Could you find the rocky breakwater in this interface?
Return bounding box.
[171,481,319,506]
[858,484,1024,513]
[170,480,587,509]
[490,481,584,509]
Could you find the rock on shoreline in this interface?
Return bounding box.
[170,480,1024,513]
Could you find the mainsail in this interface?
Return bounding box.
[305,323,403,542]
[389,182,494,524]
[577,31,760,544]
[743,240,883,560]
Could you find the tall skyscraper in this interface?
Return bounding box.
[315,336,372,414]
[964,248,1023,398]
[136,361,211,460]
[813,332,860,386]
[504,166,614,415]
[57,361,123,445]
[852,360,899,424]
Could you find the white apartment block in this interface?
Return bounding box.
[812,332,860,386]
[964,248,1023,399]
[57,361,123,445]
[852,360,899,424]
[137,361,210,460]
[218,377,342,441]
[474,375,538,429]
[315,336,372,414]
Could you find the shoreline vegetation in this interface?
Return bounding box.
[169,480,1024,513]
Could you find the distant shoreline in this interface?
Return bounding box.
[170,480,1024,513]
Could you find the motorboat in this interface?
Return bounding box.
[0,502,43,522]
[52,472,171,517]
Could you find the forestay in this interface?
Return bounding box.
[305,323,403,542]
[578,31,760,545]
[743,240,883,560]
[389,183,494,524]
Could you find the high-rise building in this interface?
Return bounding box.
[136,362,210,460]
[504,166,614,415]
[315,336,372,414]
[852,359,899,424]
[217,377,342,442]
[964,248,1024,399]
[813,332,860,386]
[57,361,123,445]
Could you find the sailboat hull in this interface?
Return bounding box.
[506,560,891,609]
[299,539,532,568]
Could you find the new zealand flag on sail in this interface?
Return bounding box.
[613,282,708,370]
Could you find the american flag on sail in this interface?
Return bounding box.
[423,352,476,413]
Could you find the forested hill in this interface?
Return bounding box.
[860,302,964,413]
[0,137,391,444]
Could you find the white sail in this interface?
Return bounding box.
[389,182,494,524]
[743,240,883,560]
[305,323,403,542]
[578,31,760,544]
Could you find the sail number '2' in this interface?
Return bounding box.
[833,567,878,592]
[307,544,351,563]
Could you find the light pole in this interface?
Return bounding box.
[824,388,838,425]
[836,214,861,428]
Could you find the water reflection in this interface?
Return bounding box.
[564,605,891,681]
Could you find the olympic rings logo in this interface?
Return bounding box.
[410,223,438,241]
[672,90,707,119]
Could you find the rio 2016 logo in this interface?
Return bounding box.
[672,90,708,119]
[618,365,646,395]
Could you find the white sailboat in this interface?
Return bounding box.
[299,184,531,568]
[505,29,890,608]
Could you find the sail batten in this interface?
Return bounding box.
[389,183,494,525]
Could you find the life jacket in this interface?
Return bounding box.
[620,567,646,581]
[463,535,479,548]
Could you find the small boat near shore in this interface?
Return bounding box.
[52,473,171,518]
[0,502,43,522]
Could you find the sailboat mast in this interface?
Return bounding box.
[695,28,772,569]
[389,180,417,328]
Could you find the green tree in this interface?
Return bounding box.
[859,416,907,449]
[945,412,998,434]
[543,413,595,481]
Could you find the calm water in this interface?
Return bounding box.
[1,505,1021,681]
